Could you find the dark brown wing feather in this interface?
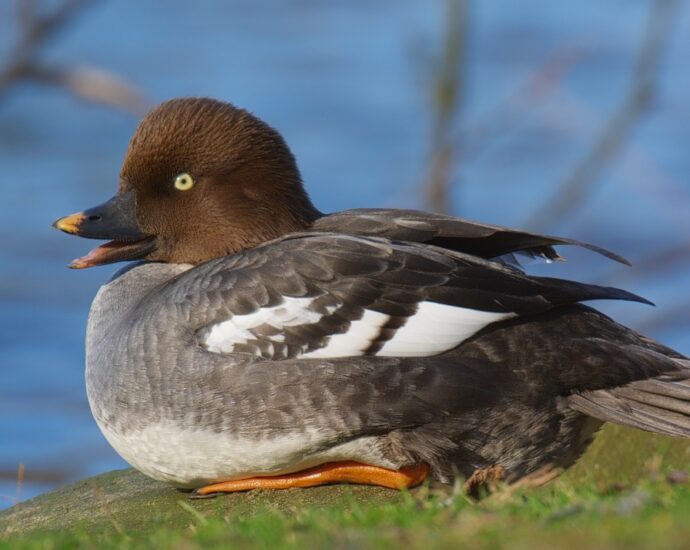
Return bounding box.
[313,208,631,265]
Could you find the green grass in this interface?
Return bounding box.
[2,425,690,549]
[3,477,690,549]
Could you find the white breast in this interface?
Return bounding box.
[97,420,395,487]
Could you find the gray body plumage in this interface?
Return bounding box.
[85,210,690,487]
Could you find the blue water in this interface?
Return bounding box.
[2,0,690,508]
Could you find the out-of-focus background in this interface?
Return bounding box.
[0,0,688,509]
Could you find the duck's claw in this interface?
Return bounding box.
[191,461,430,496]
[464,464,507,499]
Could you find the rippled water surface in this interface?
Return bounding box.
[1,0,690,508]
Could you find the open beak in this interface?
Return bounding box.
[52,190,156,269]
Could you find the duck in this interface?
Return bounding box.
[53,97,690,497]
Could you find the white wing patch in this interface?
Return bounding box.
[201,297,325,353]
[301,309,390,358]
[201,296,514,358]
[377,301,515,356]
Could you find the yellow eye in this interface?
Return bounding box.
[174,173,194,191]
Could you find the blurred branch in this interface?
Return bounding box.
[459,46,588,161]
[23,64,145,111]
[396,44,583,211]
[419,6,587,215]
[0,0,92,92]
[0,0,145,114]
[525,0,679,231]
[423,0,468,214]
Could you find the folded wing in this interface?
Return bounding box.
[161,233,648,361]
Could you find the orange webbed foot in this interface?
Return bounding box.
[190,461,430,498]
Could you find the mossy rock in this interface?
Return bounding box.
[564,424,690,487]
[0,469,407,537]
[1,424,689,537]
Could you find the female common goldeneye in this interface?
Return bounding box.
[54,98,690,497]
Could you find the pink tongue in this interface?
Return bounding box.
[70,240,144,269]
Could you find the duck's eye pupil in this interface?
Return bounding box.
[174,173,194,191]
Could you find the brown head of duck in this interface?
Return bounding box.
[54,98,321,268]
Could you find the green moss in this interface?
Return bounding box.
[564,424,690,486]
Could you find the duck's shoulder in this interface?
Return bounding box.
[106,261,194,289]
[158,232,418,305]
[152,229,643,309]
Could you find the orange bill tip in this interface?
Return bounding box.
[53,213,86,235]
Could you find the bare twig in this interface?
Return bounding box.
[525,0,679,231]
[14,464,24,506]
[0,464,25,539]
[0,0,145,113]
[0,464,26,506]
[423,0,468,214]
